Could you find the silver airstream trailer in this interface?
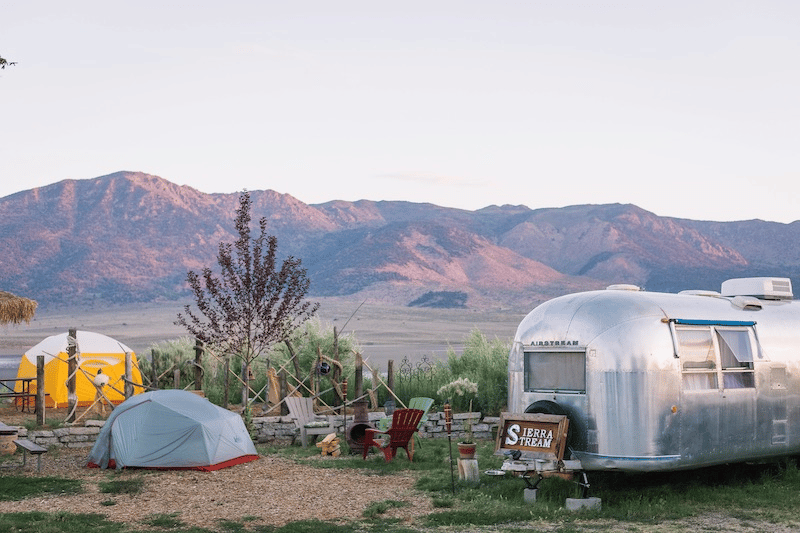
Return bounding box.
[508,277,799,472]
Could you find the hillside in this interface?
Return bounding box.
[1,171,797,310]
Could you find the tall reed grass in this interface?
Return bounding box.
[140,325,511,416]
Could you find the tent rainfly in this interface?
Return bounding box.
[15,330,143,407]
[86,389,259,470]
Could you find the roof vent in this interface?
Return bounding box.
[679,290,722,298]
[720,277,793,301]
[606,284,641,291]
[606,283,642,291]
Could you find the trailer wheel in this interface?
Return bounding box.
[524,400,566,417]
[525,400,578,451]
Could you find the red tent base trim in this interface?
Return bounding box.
[87,454,260,471]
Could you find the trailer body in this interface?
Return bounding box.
[508,277,800,472]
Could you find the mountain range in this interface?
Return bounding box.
[2,171,799,311]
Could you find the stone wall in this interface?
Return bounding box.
[15,420,104,449]
[10,411,500,449]
[199,410,500,445]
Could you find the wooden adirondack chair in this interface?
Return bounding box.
[377,397,433,431]
[408,396,434,447]
[362,408,424,461]
[286,396,336,447]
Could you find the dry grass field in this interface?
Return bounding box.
[0,297,528,368]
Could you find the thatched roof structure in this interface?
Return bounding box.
[0,291,38,325]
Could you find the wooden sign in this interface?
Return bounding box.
[494,412,569,461]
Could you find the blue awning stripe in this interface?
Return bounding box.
[671,318,756,327]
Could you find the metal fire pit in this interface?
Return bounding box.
[346,400,373,455]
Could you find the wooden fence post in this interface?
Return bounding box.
[387,359,395,399]
[150,348,158,390]
[124,352,133,398]
[223,357,230,408]
[194,339,203,391]
[355,352,363,399]
[241,361,248,407]
[36,355,45,426]
[66,327,77,423]
[279,369,288,416]
[333,327,341,407]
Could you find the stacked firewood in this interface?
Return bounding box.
[316,433,341,457]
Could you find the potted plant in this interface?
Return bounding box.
[457,405,477,459]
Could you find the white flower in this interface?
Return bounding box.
[437,377,478,398]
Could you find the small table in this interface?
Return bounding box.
[0,378,36,412]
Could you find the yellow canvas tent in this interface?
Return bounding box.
[15,330,143,408]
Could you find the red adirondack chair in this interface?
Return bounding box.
[362,408,424,461]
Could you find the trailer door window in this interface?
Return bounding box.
[524,351,586,393]
[717,329,755,388]
[676,324,757,390]
[676,328,718,390]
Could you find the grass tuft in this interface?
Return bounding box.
[0,475,82,500]
[362,499,410,519]
[98,477,145,495]
[142,512,185,529]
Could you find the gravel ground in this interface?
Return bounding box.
[0,446,432,530]
[2,447,797,533]
[1,405,797,532]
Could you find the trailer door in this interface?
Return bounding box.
[674,320,760,463]
[716,328,758,452]
[675,325,721,462]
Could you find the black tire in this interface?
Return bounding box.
[524,400,567,417]
[524,400,579,451]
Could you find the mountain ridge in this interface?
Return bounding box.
[2,171,796,310]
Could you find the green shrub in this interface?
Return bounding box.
[443,329,509,415]
[142,325,510,417]
[271,319,359,406]
[392,358,450,409]
[137,337,199,391]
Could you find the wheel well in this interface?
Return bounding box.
[524,400,580,451]
[524,400,567,417]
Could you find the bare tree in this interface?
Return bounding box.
[176,190,319,404]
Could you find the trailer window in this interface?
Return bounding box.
[675,325,757,390]
[717,329,755,388]
[524,351,586,393]
[676,328,718,390]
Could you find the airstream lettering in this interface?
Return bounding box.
[531,340,580,347]
[507,277,800,472]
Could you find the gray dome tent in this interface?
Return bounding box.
[87,389,258,470]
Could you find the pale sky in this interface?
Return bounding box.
[2,1,799,223]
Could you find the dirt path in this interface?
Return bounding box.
[0,447,432,530]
